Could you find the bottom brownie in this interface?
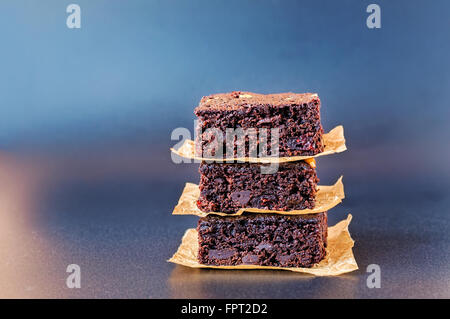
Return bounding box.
[197,212,327,268]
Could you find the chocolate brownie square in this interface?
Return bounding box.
[194,91,324,158]
[197,160,319,214]
[197,212,328,267]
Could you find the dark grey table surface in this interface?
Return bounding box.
[1,145,449,299]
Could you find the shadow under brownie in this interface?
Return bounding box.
[197,160,319,214]
[197,212,328,268]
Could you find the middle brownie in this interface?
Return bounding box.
[197,160,319,214]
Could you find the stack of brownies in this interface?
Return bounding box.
[176,91,339,268]
[191,92,329,268]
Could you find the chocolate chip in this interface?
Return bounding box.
[208,249,236,260]
[242,254,259,264]
[255,242,273,251]
[231,191,251,205]
[276,254,293,266]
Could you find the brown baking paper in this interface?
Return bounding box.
[173,176,344,217]
[171,125,346,163]
[168,214,357,276]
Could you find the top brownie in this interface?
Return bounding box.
[194,91,324,157]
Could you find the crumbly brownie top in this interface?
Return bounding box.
[195,91,320,112]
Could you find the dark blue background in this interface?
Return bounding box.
[0,0,449,298]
